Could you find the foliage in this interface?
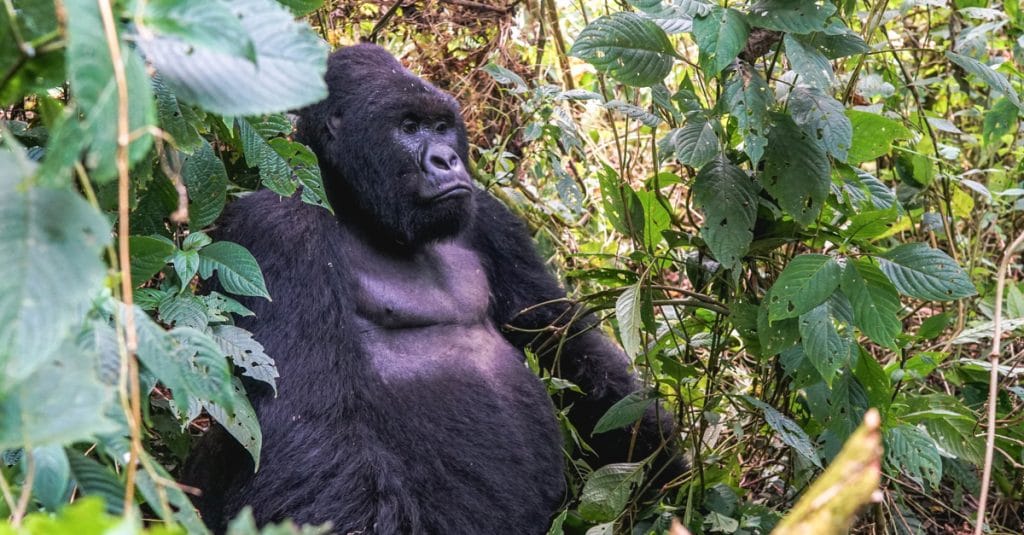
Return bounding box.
[2,0,1023,533]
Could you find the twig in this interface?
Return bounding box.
[10,450,35,527]
[973,227,1024,535]
[96,0,143,514]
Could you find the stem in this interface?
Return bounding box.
[10,450,35,527]
[973,227,1024,535]
[95,0,143,514]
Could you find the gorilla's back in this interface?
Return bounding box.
[184,191,565,534]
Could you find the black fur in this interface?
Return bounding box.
[183,44,680,534]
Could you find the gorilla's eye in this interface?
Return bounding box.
[401,120,419,134]
[434,122,448,134]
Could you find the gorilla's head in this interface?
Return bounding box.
[297,44,475,246]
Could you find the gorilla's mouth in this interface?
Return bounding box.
[430,184,472,202]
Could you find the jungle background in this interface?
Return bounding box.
[1,0,1023,533]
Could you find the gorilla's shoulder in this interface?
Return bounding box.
[214,190,338,248]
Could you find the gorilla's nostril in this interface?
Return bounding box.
[430,154,451,170]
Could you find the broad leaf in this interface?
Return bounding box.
[238,118,296,196]
[749,0,836,34]
[841,258,901,349]
[692,7,749,76]
[211,325,279,393]
[946,51,1022,109]
[762,113,830,226]
[138,0,329,116]
[884,425,942,490]
[661,120,719,168]
[578,462,646,522]
[724,63,772,164]
[138,0,255,62]
[183,140,229,229]
[798,303,850,386]
[67,454,125,514]
[604,100,662,127]
[26,446,71,511]
[758,297,801,356]
[877,243,976,301]
[746,397,821,467]
[129,235,175,285]
[693,156,759,271]
[0,150,110,381]
[616,284,644,359]
[205,378,262,468]
[627,0,712,33]
[152,73,203,153]
[768,254,842,321]
[982,97,1017,147]
[198,241,271,299]
[594,391,657,434]
[846,110,912,164]
[788,87,851,161]
[783,34,834,91]
[569,13,676,87]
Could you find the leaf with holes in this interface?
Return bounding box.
[768,254,842,321]
[693,156,759,271]
[748,0,836,34]
[783,34,834,91]
[662,120,719,168]
[238,117,296,196]
[798,303,850,386]
[842,257,901,349]
[884,425,942,490]
[788,87,851,161]
[578,462,646,522]
[762,113,830,226]
[205,377,263,468]
[211,325,279,393]
[198,241,270,300]
[569,12,676,87]
[692,7,749,76]
[724,63,773,164]
[846,110,912,164]
[876,243,976,301]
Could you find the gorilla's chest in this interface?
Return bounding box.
[344,238,524,381]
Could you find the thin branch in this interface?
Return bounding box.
[974,226,1024,535]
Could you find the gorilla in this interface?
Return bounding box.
[184,44,679,534]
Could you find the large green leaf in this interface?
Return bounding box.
[238,117,296,196]
[746,397,821,467]
[758,297,801,355]
[762,113,830,226]
[578,462,646,522]
[841,258,901,349]
[138,0,254,62]
[767,254,842,321]
[67,454,125,514]
[65,0,155,183]
[749,0,836,34]
[137,0,328,116]
[26,446,72,511]
[593,391,657,434]
[846,110,912,164]
[569,12,676,87]
[693,156,759,271]
[616,283,644,359]
[788,87,851,161]
[198,241,271,299]
[946,51,1022,109]
[268,138,332,213]
[692,7,749,76]
[876,243,976,301]
[783,34,834,91]
[152,73,204,153]
[183,140,229,229]
[211,325,279,393]
[798,303,850,386]
[627,0,712,34]
[129,235,175,285]
[276,0,326,16]
[884,425,942,490]
[0,150,110,382]
[724,63,773,164]
[204,378,262,468]
[661,120,719,168]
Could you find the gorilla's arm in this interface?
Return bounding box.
[470,194,680,473]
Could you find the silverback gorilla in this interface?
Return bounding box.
[183,44,679,533]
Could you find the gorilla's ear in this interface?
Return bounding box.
[326,112,343,140]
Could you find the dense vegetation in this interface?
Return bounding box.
[1,0,1022,533]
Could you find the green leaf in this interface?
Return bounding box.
[661,120,719,168]
[26,446,71,511]
[268,138,333,212]
[238,118,296,197]
[275,0,326,16]
[916,312,951,340]
[171,249,200,287]
[138,0,255,62]
[846,206,900,242]
[211,325,279,393]
[852,348,891,415]
[746,397,822,467]
[616,283,643,359]
[841,257,902,349]
[884,425,941,490]
[783,34,834,91]
[749,0,836,34]
[846,110,912,165]
[799,28,869,59]
[788,87,851,161]
[205,378,262,469]
[724,63,773,164]
[152,73,203,153]
[198,241,271,299]
[65,0,154,183]
[693,156,759,271]
[692,7,749,76]
[603,100,662,128]
[767,254,842,321]
[982,97,1018,147]
[877,243,976,301]
[837,166,897,210]
[578,462,645,522]
[757,298,801,356]
[798,303,849,386]
[945,51,1022,109]
[0,150,110,382]
[593,391,657,434]
[158,293,209,329]
[67,455,125,515]
[569,12,676,87]
[762,113,830,226]
[627,0,712,34]
[138,0,329,116]
[129,235,175,285]
[183,140,229,229]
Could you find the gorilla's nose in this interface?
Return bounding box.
[423,145,462,173]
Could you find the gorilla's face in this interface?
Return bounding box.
[297,44,476,247]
